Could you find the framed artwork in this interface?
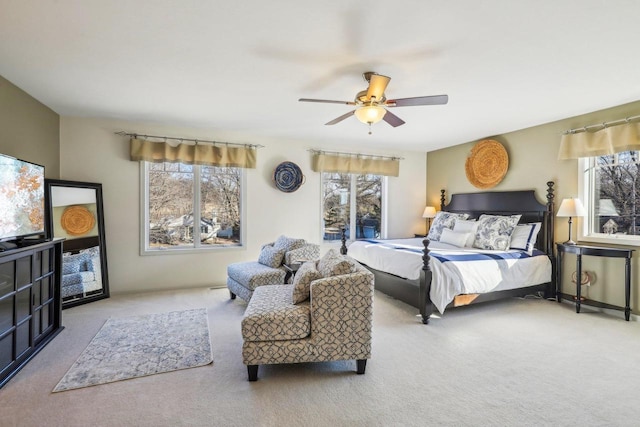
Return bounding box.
[45,179,109,308]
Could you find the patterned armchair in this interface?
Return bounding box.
[226,235,320,302]
[241,250,374,381]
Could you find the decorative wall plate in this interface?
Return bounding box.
[61,205,96,236]
[273,161,305,193]
[465,139,509,189]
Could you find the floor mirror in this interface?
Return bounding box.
[45,179,110,308]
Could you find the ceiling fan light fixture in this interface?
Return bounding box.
[354,104,386,125]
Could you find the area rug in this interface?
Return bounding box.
[53,308,212,392]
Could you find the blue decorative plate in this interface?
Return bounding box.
[274,161,304,193]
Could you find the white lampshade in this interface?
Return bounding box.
[354,105,386,124]
[557,198,586,217]
[422,206,437,219]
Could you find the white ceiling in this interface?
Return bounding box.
[2,0,640,152]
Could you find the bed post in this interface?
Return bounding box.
[340,227,347,255]
[546,181,555,299]
[420,238,434,324]
[440,189,446,210]
[546,181,555,255]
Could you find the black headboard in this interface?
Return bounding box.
[440,181,555,255]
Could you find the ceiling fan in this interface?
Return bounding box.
[299,71,448,134]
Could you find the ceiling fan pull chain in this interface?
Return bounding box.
[368,123,373,135]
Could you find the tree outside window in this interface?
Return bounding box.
[144,161,242,251]
[322,172,384,241]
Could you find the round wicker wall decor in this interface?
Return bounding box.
[60,205,96,236]
[465,139,509,189]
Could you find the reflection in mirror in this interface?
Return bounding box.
[45,179,109,308]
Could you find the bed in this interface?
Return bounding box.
[342,182,556,324]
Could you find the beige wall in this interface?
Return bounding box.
[0,75,60,178]
[427,99,640,315]
[60,117,426,294]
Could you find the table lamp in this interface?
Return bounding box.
[557,198,586,245]
[422,206,436,231]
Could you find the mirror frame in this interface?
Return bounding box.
[44,179,110,308]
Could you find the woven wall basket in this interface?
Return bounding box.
[60,205,96,236]
[465,139,509,189]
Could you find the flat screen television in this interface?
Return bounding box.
[0,153,46,244]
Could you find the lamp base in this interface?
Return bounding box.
[563,239,577,245]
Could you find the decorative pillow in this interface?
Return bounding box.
[426,212,470,242]
[62,252,87,275]
[317,249,352,278]
[258,244,286,268]
[453,219,479,247]
[439,228,470,248]
[473,214,522,251]
[509,222,542,255]
[273,235,306,252]
[291,261,322,304]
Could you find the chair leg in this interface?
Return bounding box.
[229,290,236,300]
[247,365,258,381]
[356,359,367,375]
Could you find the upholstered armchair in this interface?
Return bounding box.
[226,235,320,302]
[61,247,102,299]
[240,249,374,381]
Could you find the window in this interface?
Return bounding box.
[580,150,640,244]
[321,172,385,242]
[141,161,243,253]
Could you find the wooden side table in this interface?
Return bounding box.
[556,243,634,321]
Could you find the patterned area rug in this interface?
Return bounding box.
[53,308,212,392]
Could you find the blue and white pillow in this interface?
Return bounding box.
[426,212,470,242]
[509,222,541,255]
[473,214,521,251]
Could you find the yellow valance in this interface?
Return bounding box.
[311,152,399,177]
[129,138,256,168]
[558,121,640,159]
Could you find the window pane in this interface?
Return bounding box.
[322,172,384,241]
[148,162,194,248]
[593,151,640,236]
[322,173,350,241]
[356,174,382,239]
[200,166,241,245]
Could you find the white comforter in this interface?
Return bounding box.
[347,238,552,314]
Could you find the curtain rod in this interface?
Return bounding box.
[114,131,264,148]
[308,149,403,161]
[562,114,640,135]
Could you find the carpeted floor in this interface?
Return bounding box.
[0,287,639,426]
[53,308,212,392]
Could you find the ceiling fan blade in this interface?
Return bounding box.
[382,110,405,127]
[299,98,356,105]
[366,74,391,101]
[325,110,355,125]
[387,94,449,107]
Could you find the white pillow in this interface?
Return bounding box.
[426,211,470,242]
[453,219,479,247]
[509,222,542,255]
[439,228,470,248]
